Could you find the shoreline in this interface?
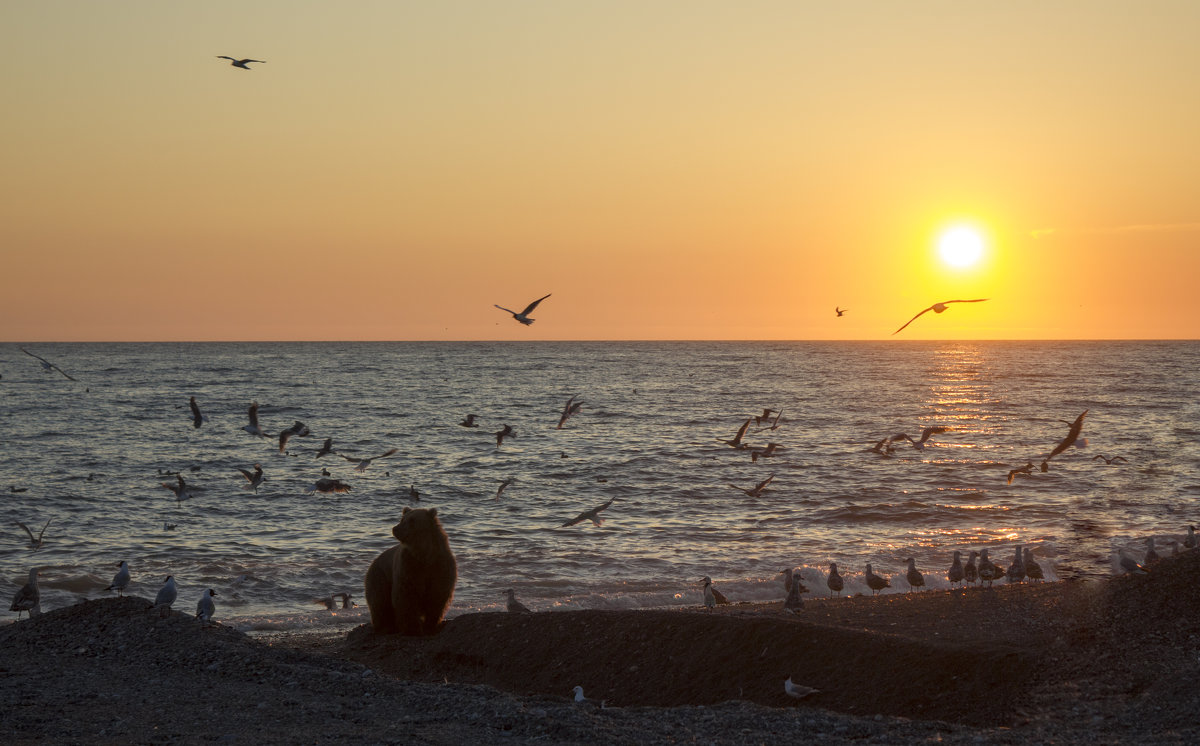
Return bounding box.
[3,552,1199,744]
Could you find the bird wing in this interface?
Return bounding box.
[755,474,776,492]
[237,468,255,482]
[1047,410,1088,460]
[732,418,751,444]
[494,304,518,316]
[243,59,265,64]
[375,447,399,460]
[919,426,951,443]
[561,511,587,527]
[279,430,293,453]
[14,522,35,544]
[943,298,989,305]
[216,56,235,60]
[21,348,75,380]
[520,293,552,316]
[892,306,934,335]
[247,402,259,428]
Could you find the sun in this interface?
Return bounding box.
[937,226,985,268]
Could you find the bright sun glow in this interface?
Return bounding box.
[938,227,985,268]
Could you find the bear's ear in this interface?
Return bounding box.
[429,508,437,517]
[402,507,411,516]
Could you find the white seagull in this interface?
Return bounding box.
[784,677,820,699]
[196,588,218,625]
[153,575,177,615]
[216,56,265,69]
[495,293,551,325]
[894,426,951,451]
[893,299,989,335]
[242,402,270,438]
[107,561,131,596]
[341,448,399,472]
[905,558,925,592]
[9,568,40,619]
[20,347,76,381]
[504,588,531,613]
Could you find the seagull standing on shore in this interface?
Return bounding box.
[785,677,820,699]
[341,448,399,472]
[701,577,717,610]
[9,568,39,619]
[1186,526,1197,550]
[892,299,989,335]
[153,575,177,616]
[905,558,925,592]
[13,519,50,550]
[561,498,615,527]
[783,575,804,613]
[1007,545,1026,583]
[237,464,265,493]
[864,563,890,595]
[826,563,844,597]
[107,561,131,596]
[504,588,531,613]
[978,549,1002,587]
[1023,548,1044,582]
[188,397,208,429]
[948,551,964,588]
[965,550,979,586]
[216,56,265,69]
[242,402,270,438]
[1143,538,1160,565]
[20,348,77,381]
[196,588,217,626]
[495,293,551,325]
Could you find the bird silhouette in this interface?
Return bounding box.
[893,299,989,335]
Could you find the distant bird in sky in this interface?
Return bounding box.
[242,401,270,438]
[495,424,514,447]
[459,414,479,428]
[895,426,951,451]
[1042,410,1089,470]
[161,474,192,502]
[20,347,76,381]
[722,418,752,449]
[785,677,819,699]
[557,395,583,429]
[188,397,207,429]
[216,56,265,69]
[107,561,131,596]
[196,588,218,626]
[948,551,964,587]
[153,575,177,615]
[864,563,890,595]
[308,478,352,494]
[826,563,844,597]
[9,568,39,619]
[341,448,399,472]
[13,519,50,550]
[505,588,531,613]
[892,299,989,335]
[237,464,265,493]
[278,421,311,453]
[495,293,551,325]
[729,473,775,498]
[905,558,925,592]
[315,438,335,458]
[1092,454,1127,465]
[835,307,847,317]
[561,498,615,527]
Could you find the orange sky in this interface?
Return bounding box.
[3,2,1199,341]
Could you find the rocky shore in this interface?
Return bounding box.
[4,550,1199,744]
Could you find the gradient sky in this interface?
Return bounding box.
[4,1,1199,341]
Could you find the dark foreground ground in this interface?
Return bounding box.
[3,550,1199,744]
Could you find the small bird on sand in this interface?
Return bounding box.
[188,396,207,429]
[1007,545,1026,583]
[864,563,890,595]
[948,551,964,587]
[785,677,820,699]
[341,448,399,472]
[13,519,51,550]
[237,464,265,493]
[196,588,217,626]
[730,474,775,498]
[459,414,479,428]
[978,549,1002,587]
[216,56,265,69]
[905,558,925,592]
[572,685,604,706]
[308,478,352,494]
[495,293,551,325]
[561,498,615,527]
[495,424,514,446]
[161,474,192,502]
[1023,547,1044,582]
[784,575,804,613]
[153,575,177,616]
[722,418,752,449]
[965,550,979,586]
[702,576,717,609]
[557,395,583,429]
[893,299,989,335]
[242,402,270,438]
[9,568,39,619]
[826,563,844,597]
[504,588,531,613]
[107,561,131,596]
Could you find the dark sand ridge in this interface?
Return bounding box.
[3,550,1199,743]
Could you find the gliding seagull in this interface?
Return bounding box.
[561,498,615,527]
[242,402,270,438]
[495,293,551,325]
[1041,410,1088,470]
[13,519,50,550]
[729,473,775,498]
[557,395,583,429]
[216,56,265,69]
[188,397,208,429]
[20,348,76,381]
[893,299,989,335]
[341,448,399,472]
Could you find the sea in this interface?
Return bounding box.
[2,341,1198,633]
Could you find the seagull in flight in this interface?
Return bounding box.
[13,519,50,550]
[894,426,951,451]
[893,299,989,335]
[495,424,514,447]
[750,443,782,462]
[216,56,265,70]
[278,421,312,453]
[314,438,335,459]
[341,448,399,472]
[188,397,208,429]
[237,464,265,493]
[495,293,551,325]
[561,498,615,527]
[722,418,752,449]
[1041,410,1088,470]
[1007,462,1035,485]
[242,401,270,438]
[459,414,479,428]
[557,395,583,429]
[20,348,76,381]
[496,478,514,498]
[729,473,775,498]
[755,409,784,432]
[835,307,847,317]
[160,474,192,502]
[1092,454,1126,465]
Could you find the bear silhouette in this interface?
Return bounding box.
[364,507,457,635]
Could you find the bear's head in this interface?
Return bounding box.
[391,507,448,551]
